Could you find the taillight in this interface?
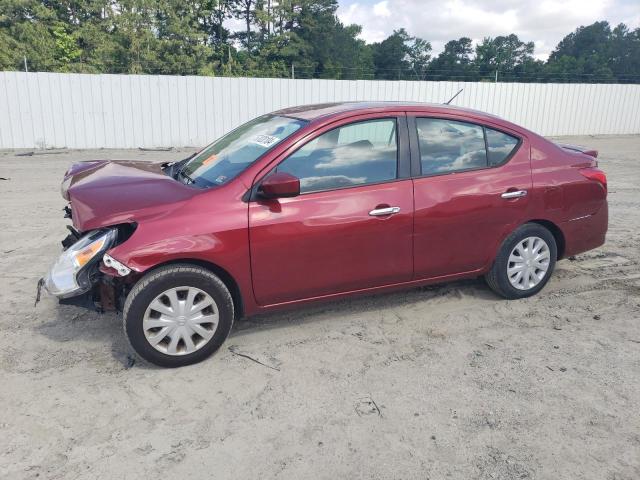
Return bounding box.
[579,167,607,192]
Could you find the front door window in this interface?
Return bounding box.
[276,118,398,193]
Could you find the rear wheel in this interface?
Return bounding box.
[485,223,557,299]
[123,264,234,367]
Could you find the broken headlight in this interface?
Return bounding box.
[44,228,117,298]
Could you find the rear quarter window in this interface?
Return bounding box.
[486,128,520,166]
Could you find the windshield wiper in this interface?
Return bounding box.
[179,169,196,185]
[162,158,190,179]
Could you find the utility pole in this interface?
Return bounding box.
[291,63,295,80]
[23,56,28,72]
[495,70,498,83]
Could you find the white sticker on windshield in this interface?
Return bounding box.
[249,134,280,148]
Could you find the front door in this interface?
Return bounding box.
[249,115,413,306]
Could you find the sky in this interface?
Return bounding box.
[336,0,640,60]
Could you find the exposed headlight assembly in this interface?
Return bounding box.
[44,228,118,298]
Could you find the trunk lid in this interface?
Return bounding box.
[555,142,598,158]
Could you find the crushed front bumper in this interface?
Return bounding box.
[38,268,127,313]
[59,278,120,312]
[37,227,133,312]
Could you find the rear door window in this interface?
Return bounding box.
[416,118,487,175]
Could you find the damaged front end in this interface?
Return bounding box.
[38,216,137,312]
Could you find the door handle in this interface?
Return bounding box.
[501,190,527,199]
[369,206,401,216]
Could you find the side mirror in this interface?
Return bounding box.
[259,172,300,199]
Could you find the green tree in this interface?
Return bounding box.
[372,28,412,79]
[474,34,535,81]
[428,37,474,80]
[267,0,373,79]
[233,0,255,51]
[609,24,640,82]
[371,28,431,80]
[407,37,431,79]
[549,21,610,61]
[546,21,637,83]
[1,2,640,84]
[0,0,58,71]
[51,24,81,67]
[203,0,235,45]
[154,0,218,75]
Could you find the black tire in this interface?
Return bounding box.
[123,264,234,367]
[485,223,557,300]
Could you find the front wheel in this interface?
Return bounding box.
[123,264,234,367]
[485,223,557,300]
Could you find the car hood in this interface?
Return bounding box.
[63,160,197,231]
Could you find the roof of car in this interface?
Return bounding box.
[272,101,503,122]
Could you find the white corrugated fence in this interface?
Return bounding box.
[1,71,639,149]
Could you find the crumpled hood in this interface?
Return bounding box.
[63,160,197,231]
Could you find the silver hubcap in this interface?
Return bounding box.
[143,287,219,356]
[507,236,551,290]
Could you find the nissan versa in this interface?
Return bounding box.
[40,102,608,367]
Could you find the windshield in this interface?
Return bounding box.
[178,115,307,188]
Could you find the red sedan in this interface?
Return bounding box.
[41,102,608,367]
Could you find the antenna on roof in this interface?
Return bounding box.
[444,89,463,105]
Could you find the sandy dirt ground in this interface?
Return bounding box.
[0,136,639,480]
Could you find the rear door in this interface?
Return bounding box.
[410,115,533,279]
[249,114,414,306]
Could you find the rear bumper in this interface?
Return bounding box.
[561,200,608,257]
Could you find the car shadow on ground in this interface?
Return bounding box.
[34,277,499,370]
[231,278,499,337]
[34,304,140,370]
